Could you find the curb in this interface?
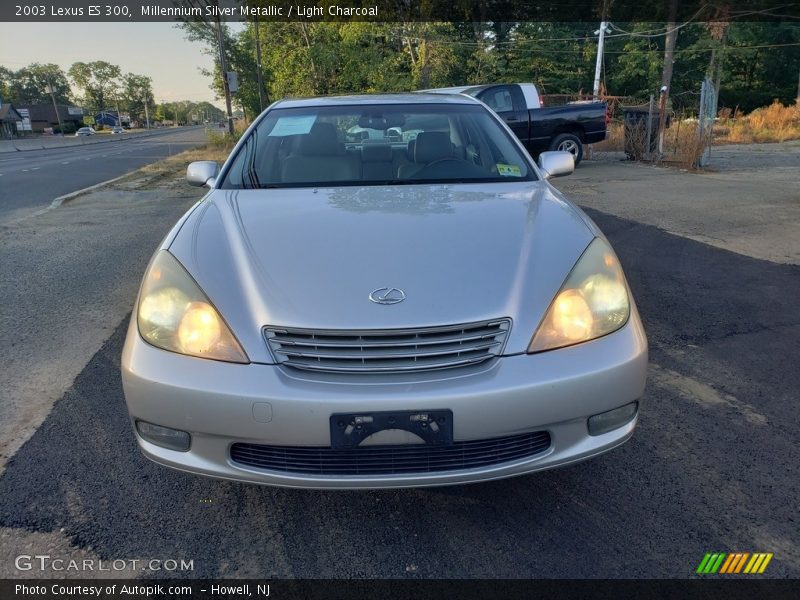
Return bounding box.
[50,173,132,208]
[2,126,203,154]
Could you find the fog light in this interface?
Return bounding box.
[136,420,191,451]
[587,402,638,436]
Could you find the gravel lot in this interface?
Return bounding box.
[559,140,800,265]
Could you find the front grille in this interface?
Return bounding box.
[264,319,511,373]
[230,431,551,476]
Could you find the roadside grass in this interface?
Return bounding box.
[138,143,233,175]
[114,138,236,190]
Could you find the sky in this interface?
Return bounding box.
[0,22,244,106]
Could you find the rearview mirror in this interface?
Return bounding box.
[186,161,219,187]
[538,151,574,179]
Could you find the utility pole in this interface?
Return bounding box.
[592,21,610,100]
[796,64,800,106]
[253,15,267,112]
[658,0,679,156]
[144,98,150,129]
[214,1,234,136]
[45,79,63,135]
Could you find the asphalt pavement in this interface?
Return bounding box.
[0,145,797,579]
[0,127,208,223]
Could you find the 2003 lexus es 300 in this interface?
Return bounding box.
[121,93,647,489]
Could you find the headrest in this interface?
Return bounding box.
[299,122,340,155]
[361,143,393,162]
[414,132,452,163]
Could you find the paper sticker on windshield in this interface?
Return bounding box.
[496,163,522,177]
[268,115,317,137]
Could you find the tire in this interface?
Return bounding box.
[549,133,584,166]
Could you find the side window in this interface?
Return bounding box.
[481,88,514,114]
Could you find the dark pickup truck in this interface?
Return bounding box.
[421,83,608,165]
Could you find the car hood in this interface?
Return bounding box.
[168,182,596,362]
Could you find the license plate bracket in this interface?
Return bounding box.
[330,409,454,449]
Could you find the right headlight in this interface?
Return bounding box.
[528,237,630,353]
[137,251,249,363]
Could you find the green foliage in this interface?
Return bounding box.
[715,22,800,110]
[55,122,77,135]
[154,100,225,125]
[505,23,595,93]
[189,19,798,117]
[122,73,154,123]
[3,63,71,105]
[2,19,797,125]
[68,61,122,113]
[0,66,12,103]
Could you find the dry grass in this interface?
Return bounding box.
[592,101,799,168]
[663,120,709,169]
[137,144,232,176]
[714,101,800,144]
[114,142,235,190]
[592,121,624,152]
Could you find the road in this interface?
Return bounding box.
[0,127,209,223]
[0,143,798,579]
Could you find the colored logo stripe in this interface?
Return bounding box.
[719,553,736,573]
[744,553,773,574]
[733,553,750,573]
[697,553,726,574]
[697,552,773,574]
[719,553,749,573]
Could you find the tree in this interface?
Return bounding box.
[5,63,71,105]
[506,23,595,94]
[0,66,12,103]
[715,21,800,110]
[184,18,799,117]
[68,61,122,114]
[122,73,154,123]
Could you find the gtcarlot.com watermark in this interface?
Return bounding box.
[15,554,194,573]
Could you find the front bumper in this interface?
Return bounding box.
[121,315,647,489]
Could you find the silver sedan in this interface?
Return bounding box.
[121,93,647,489]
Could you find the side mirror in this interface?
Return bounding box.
[538,151,574,179]
[186,161,219,188]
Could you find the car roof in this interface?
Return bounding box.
[273,93,481,109]
[417,86,474,94]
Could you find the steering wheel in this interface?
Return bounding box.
[424,157,463,169]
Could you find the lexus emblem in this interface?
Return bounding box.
[369,287,406,305]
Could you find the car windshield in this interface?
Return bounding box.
[221,103,536,189]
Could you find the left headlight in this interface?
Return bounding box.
[137,251,249,363]
[528,237,630,353]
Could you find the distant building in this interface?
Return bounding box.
[0,102,23,138]
[94,111,118,127]
[16,104,85,133]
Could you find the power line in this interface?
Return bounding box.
[411,39,800,55]
[606,7,708,39]
[601,41,800,54]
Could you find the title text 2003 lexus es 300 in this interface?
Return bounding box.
[121,93,647,489]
